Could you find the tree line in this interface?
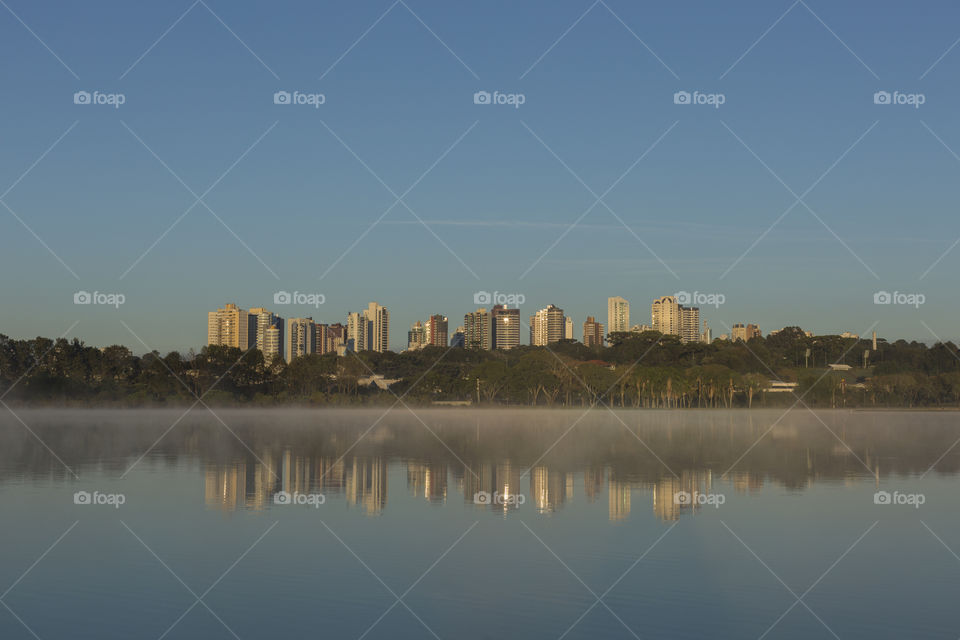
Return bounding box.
[2,328,960,408]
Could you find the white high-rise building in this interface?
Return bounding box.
[287,317,315,362]
[564,317,574,340]
[652,296,702,344]
[347,311,367,352]
[365,302,389,353]
[607,296,630,335]
[530,305,565,346]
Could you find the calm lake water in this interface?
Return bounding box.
[1,408,959,639]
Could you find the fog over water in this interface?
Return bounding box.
[2,409,959,639]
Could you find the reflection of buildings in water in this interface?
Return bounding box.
[731,471,763,494]
[651,470,715,522]
[462,462,525,511]
[584,467,605,502]
[608,478,631,521]
[281,449,312,496]
[205,463,247,511]
[315,457,347,494]
[346,458,387,515]
[530,466,570,513]
[407,462,448,502]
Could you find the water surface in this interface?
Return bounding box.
[1,408,958,639]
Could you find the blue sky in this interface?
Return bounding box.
[2,0,960,352]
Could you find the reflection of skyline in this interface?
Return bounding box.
[202,454,761,522]
[5,409,955,520]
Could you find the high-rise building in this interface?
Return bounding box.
[314,323,341,355]
[427,314,448,348]
[607,296,630,335]
[346,311,367,352]
[491,305,520,350]
[464,308,492,350]
[530,305,565,346]
[564,317,574,340]
[679,306,700,344]
[365,302,390,353]
[263,325,282,362]
[450,326,465,348]
[731,323,761,342]
[583,317,604,348]
[652,296,703,343]
[287,317,315,361]
[249,307,284,359]
[327,323,346,352]
[207,303,253,350]
[651,296,681,336]
[408,321,427,351]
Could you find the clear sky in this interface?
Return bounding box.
[1,0,959,353]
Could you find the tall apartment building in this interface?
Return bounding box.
[327,323,346,352]
[408,321,427,351]
[651,296,681,336]
[207,303,254,350]
[313,323,327,356]
[365,302,390,353]
[651,296,702,344]
[450,326,465,348]
[607,296,630,335]
[731,323,761,342]
[427,314,448,348]
[263,325,282,362]
[464,308,492,350]
[346,311,367,352]
[679,306,700,344]
[491,305,520,350]
[583,317,604,348]
[249,307,284,358]
[530,305,565,346]
[287,318,315,361]
[564,317,574,340]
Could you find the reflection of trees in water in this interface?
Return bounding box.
[2,410,958,493]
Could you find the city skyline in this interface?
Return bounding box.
[3,2,960,353]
